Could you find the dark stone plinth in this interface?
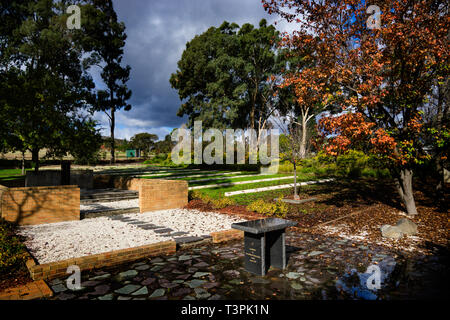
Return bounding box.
[61,161,71,185]
[232,218,297,276]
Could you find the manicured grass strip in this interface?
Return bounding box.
[167,171,243,180]
[186,173,261,184]
[188,173,293,187]
[98,168,199,176]
[224,178,335,196]
[226,183,326,205]
[181,171,257,182]
[0,169,30,177]
[192,173,321,199]
[189,175,297,190]
[139,170,222,178]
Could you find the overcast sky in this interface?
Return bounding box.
[93,0,297,141]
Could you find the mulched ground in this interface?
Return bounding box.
[0,269,33,292]
[186,178,449,257]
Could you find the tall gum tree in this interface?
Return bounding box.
[82,0,132,164]
[170,19,283,137]
[263,0,449,216]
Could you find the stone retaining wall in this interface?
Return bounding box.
[1,185,80,225]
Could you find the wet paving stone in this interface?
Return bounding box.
[149,288,165,298]
[131,286,149,296]
[186,279,207,288]
[89,273,111,281]
[51,284,67,293]
[98,293,114,300]
[90,284,110,296]
[115,270,138,281]
[47,230,449,301]
[114,284,142,295]
[135,264,150,271]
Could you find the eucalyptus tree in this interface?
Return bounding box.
[170,19,283,135]
[81,0,132,164]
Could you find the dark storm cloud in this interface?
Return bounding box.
[95,0,289,140]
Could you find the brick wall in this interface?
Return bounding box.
[138,179,188,213]
[27,240,176,281]
[210,229,244,243]
[1,185,80,225]
[0,184,8,218]
[93,175,188,213]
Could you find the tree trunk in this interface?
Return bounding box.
[32,148,39,173]
[299,116,308,159]
[293,161,299,200]
[110,106,115,164]
[435,155,445,199]
[395,168,418,216]
[21,151,25,175]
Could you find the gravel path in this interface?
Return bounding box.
[18,209,245,264]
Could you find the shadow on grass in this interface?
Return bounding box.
[298,178,404,211]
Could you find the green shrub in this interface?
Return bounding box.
[0,219,27,275]
[246,198,288,218]
[278,161,294,173]
[210,197,236,209]
[335,150,367,178]
[188,190,235,209]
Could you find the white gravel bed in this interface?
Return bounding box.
[18,209,245,264]
[80,199,139,212]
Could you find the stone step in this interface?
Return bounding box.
[81,207,140,219]
[81,189,138,199]
[80,194,139,205]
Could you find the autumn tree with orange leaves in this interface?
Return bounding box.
[263,0,449,216]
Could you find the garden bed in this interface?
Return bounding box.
[187,178,449,256]
[0,219,32,291]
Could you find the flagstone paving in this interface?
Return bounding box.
[46,231,449,300]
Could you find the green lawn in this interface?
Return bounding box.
[141,170,233,179]
[0,169,30,184]
[191,171,322,200]
[187,173,293,187]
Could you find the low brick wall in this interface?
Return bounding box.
[93,175,188,213]
[0,184,8,218]
[139,179,188,213]
[1,185,80,225]
[210,229,244,243]
[27,240,176,281]
[0,280,53,300]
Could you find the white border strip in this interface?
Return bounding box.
[189,175,295,190]
[223,178,335,196]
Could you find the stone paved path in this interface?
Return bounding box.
[46,231,449,300]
